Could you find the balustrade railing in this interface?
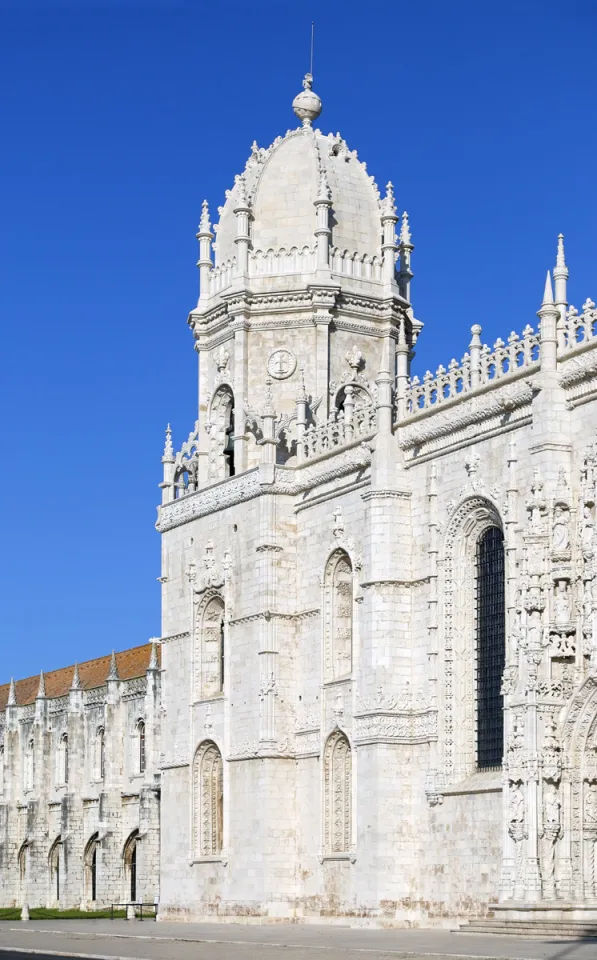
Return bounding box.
[559,299,597,353]
[404,322,541,416]
[299,404,376,462]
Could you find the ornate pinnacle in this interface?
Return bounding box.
[36,671,46,699]
[539,269,555,309]
[399,211,412,246]
[316,167,331,203]
[71,662,81,691]
[148,639,159,671]
[554,232,569,280]
[234,175,250,211]
[297,367,308,403]
[263,377,276,417]
[162,424,174,462]
[107,650,119,681]
[197,200,212,237]
[7,678,16,706]
[381,181,397,218]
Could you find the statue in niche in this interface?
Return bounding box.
[553,505,570,555]
[585,783,597,823]
[543,783,561,828]
[541,782,561,899]
[581,505,595,556]
[555,580,571,624]
[508,783,525,834]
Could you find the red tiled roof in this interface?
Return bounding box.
[0,643,160,711]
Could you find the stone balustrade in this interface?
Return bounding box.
[404,322,541,417]
[299,404,376,462]
[559,299,597,352]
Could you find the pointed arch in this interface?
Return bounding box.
[123,830,139,902]
[207,384,235,481]
[195,593,225,699]
[192,741,223,858]
[442,495,505,781]
[323,549,354,682]
[84,833,100,903]
[48,836,61,903]
[323,729,352,855]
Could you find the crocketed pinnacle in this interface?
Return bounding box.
[107,650,119,681]
[71,662,81,691]
[36,671,46,699]
[148,639,159,671]
[554,233,569,279]
[163,424,174,462]
[197,200,211,237]
[7,678,16,706]
[381,181,397,218]
[399,211,412,246]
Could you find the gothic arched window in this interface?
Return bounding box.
[324,551,354,682]
[208,385,235,481]
[137,720,146,774]
[476,525,506,769]
[49,837,61,903]
[323,730,352,855]
[96,727,105,780]
[192,741,223,858]
[197,596,225,699]
[84,833,100,903]
[123,830,139,902]
[57,733,69,785]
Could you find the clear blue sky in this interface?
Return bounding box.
[1,0,596,681]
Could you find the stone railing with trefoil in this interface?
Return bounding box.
[403,322,541,417]
[298,403,376,463]
[559,299,597,353]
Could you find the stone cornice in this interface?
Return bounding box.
[157,469,261,532]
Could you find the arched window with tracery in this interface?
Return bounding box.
[476,525,506,769]
[136,720,146,774]
[84,833,100,903]
[323,550,354,682]
[442,497,506,781]
[192,741,223,858]
[196,595,225,699]
[207,385,235,481]
[323,730,352,855]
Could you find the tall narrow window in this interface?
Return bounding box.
[0,745,4,794]
[60,734,69,784]
[323,730,352,855]
[324,551,353,681]
[137,721,146,774]
[198,597,225,698]
[192,742,223,858]
[85,834,99,903]
[25,738,34,791]
[123,831,139,902]
[476,525,506,769]
[97,727,105,780]
[49,838,61,903]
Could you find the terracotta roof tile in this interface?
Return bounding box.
[0,643,160,711]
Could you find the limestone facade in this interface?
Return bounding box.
[156,75,597,925]
[4,74,597,926]
[0,647,161,909]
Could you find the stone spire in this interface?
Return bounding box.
[196,200,214,302]
[7,678,16,706]
[292,73,322,127]
[107,650,119,681]
[162,424,174,462]
[36,671,46,699]
[71,662,81,691]
[398,211,414,302]
[538,270,559,371]
[381,182,398,283]
[553,233,569,327]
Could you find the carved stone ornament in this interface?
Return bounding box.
[267,349,297,380]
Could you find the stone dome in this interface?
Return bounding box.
[213,124,383,270]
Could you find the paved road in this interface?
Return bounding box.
[0,920,596,960]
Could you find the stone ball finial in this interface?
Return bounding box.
[292,73,322,126]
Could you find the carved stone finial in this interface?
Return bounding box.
[554,233,568,276]
[381,181,396,218]
[316,167,331,203]
[197,199,211,236]
[292,73,322,127]
[7,678,16,707]
[297,367,308,403]
[107,650,119,681]
[234,175,250,211]
[263,377,276,417]
[71,662,81,691]
[345,346,363,372]
[36,671,46,699]
[163,424,174,462]
[399,210,412,246]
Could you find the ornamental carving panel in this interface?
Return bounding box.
[192,741,223,858]
[323,730,351,855]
